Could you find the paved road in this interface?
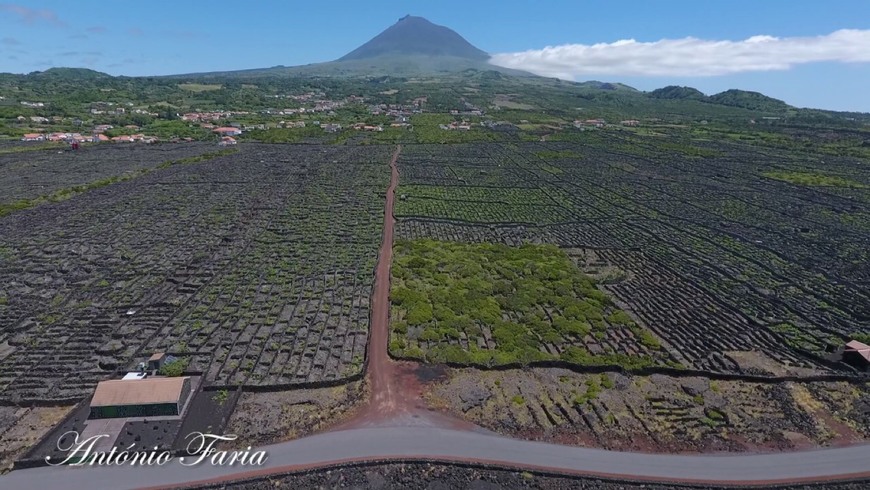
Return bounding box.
[2,425,870,490]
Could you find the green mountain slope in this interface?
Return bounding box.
[708,89,790,111]
[650,86,707,100]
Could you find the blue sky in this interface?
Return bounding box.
[1,1,869,111]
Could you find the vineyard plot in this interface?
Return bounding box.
[389,239,673,369]
[0,142,219,206]
[393,141,870,375]
[0,144,391,403]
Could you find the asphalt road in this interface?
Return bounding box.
[2,425,869,490]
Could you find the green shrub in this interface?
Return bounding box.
[390,239,664,369]
[402,346,425,360]
[158,357,189,377]
[389,338,406,352]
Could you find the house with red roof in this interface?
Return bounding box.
[21,133,44,142]
[213,127,242,136]
[47,133,70,142]
[844,340,870,371]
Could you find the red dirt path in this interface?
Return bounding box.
[331,145,475,431]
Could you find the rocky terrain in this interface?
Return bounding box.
[225,381,365,448]
[193,462,870,489]
[0,405,73,472]
[426,368,870,452]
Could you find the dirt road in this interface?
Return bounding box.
[332,145,475,430]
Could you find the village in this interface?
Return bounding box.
[10,92,429,145]
[5,85,667,150]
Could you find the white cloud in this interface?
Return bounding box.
[489,29,870,79]
[0,3,65,27]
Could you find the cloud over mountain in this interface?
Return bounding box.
[489,29,870,79]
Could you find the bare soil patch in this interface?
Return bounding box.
[225,382,364,449]
[425,367,870,453]
[0,405,74,472]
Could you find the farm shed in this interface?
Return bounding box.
[843,340,870,371]
[89,376,192,419]
[147,352,168,371]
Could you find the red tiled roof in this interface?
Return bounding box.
[845,340,870,363]
[845,340,870,351]
[91,377,188,407]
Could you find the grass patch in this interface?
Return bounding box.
[535,150,582,160]
[157,147,237,168]
[0,148,237,218]
[213,389,229,405]
[389,239,663,369]
[770,322,827,352]
[410,114,502,144]
[572,378,601,405]
[158,357,189,377]
[763,171,867,188]
[178,83,222,92]
[245,126,326,143]
[394,185,572,224]
[0,143,57,155]
[1,174,138,217]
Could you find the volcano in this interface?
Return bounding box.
[170,15,531,78]
[339,15,489,61]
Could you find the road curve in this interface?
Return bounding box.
[2,426,870,490]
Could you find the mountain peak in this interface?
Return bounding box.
[338,16,489,61]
